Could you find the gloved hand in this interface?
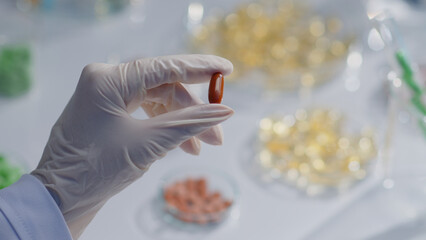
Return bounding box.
[31,55,234,239]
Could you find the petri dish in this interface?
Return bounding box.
[159,166,239,227]
[136,165,240,240]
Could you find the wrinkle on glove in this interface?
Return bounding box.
[31,54,233,239]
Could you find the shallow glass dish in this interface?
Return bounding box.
[185,0,369,92]
[159,166,239,227]
[252,108,378,197]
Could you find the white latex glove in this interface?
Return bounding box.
[31,55,234,239]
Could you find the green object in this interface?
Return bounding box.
[394,50,426,139]
[396,51,413,75]
[403,72,423,96]
[0,44,32,97]
[412,96,426,116]
[396,51,423,95]
[0,154,23,189]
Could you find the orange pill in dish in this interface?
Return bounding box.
[223,200,232,208]
[208,72,224,104]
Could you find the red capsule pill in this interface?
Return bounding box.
[208,72,224,104]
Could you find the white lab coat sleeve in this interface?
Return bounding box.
[0,174,72,240]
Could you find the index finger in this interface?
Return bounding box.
[119,54,233,90]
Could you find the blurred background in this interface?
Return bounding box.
[1,0,426,239]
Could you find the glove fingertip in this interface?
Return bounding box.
[180,138,201,155]
[209,55,233,76]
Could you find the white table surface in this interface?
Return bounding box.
[1,0,426,239]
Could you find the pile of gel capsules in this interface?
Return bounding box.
[190,0,353,90]
[0,44,32,97]
[0,155,23,189]
[257,109,377,196]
